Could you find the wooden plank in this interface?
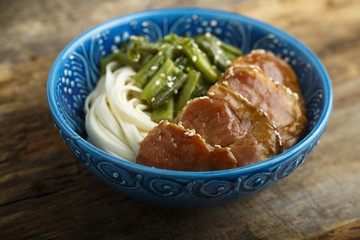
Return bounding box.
[316,220,360,240]
[0,0,359,239]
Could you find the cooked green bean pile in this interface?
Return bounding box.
[99,33,243,122]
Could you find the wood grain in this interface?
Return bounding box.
[316,220,360,240]
[1,0,360,239]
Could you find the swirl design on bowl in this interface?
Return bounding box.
[96,162,142,190]
[148,179,186,197]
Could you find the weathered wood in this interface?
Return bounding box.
[1,0,359,239]
[316,220,360,240]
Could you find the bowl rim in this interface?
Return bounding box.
[47,7,333,177]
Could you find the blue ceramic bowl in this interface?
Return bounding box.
[47,8,332,207]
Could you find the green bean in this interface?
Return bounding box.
[152,71,188,109]
[222,49,238,61]
[175,70,201,113]
[195,35,231,71]
[151,96,174,123]
[99,52,118,75]
[202,33,243,61]
[141,58,175,104]
[125,40,141,62]
[218,39,243,57]
[139,52,155,67]
[132,36,162,52]
[127,36,163,63]
[134,53,164,88]
[180,38,219,84]
[163,33,183,45]
[134,44,177,88]
[174,55,196,73]
[162,43,179,59]
[115,51,142,71]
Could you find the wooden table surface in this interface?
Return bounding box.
[1,0,359,239]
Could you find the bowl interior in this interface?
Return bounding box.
[48,8,332,166]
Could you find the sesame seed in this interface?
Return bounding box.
[215,144,222,148]
[293,92,299,100]
[192,56,197,62]
[228,68,234,76]
[242,96,251,105]
[251,49,266,54]
[174,89,178,94]
[214,55,220,61]
[222,80,228,85]
[205,32,211,38]
[151,97,155,102]
[273,80,280,85]
[167,82,174,88]
[176,45,183,50]
[208,91,215,96]
[167,76,172,81]
[216,40,221,46]
[198,96,209,100]
[155,80,160,86]
[251,66,260,73]
[160,73,166,78]
[151,66,158,71]
[184,129,196,137]
[188,131,195,137]
[158,51,163,56]
[226,60,232,65]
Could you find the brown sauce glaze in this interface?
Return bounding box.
[219,66,308,149]
[136,121,237,171]
[231,50,306,112]
[177,85,282,167]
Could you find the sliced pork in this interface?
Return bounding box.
[219,66,307,149]
[177,85,282,167]
[231,50,305,110]
[136,120,237,171]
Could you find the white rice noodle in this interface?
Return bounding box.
[84,62,157,162]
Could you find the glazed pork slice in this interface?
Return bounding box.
[219,66,308,149]
[136,120,237,171]
[176,95,242,148]
[176,86,282,167]
[231,49,305,110]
